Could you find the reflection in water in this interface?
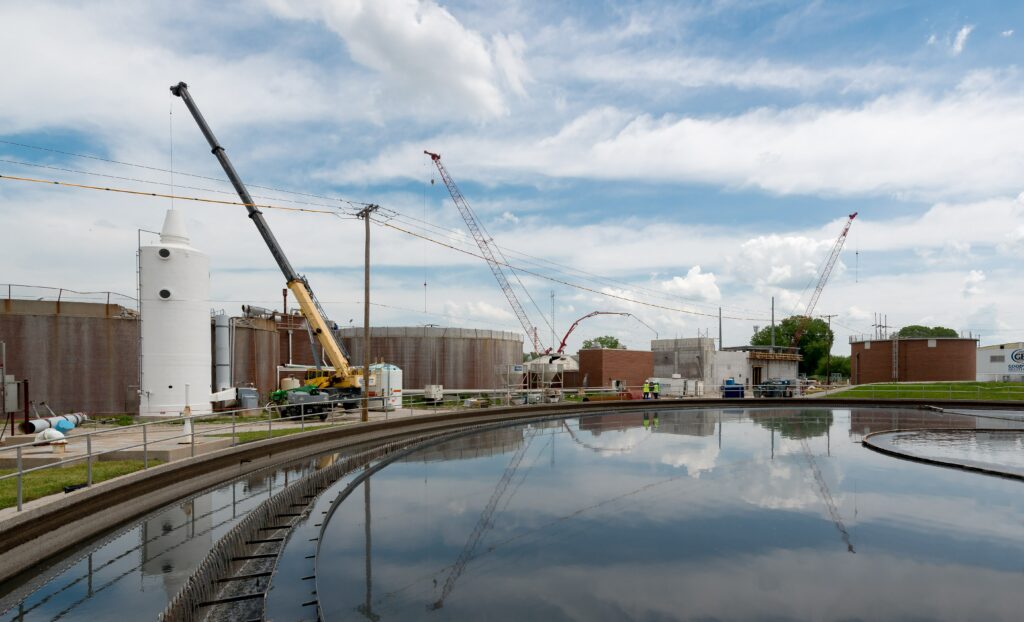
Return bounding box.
[1,455,343,621]
[317,408,1024,622]
[874,429,1024,476]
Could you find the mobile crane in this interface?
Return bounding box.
[170,82,361,413]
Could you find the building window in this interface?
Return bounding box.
[864,341,871,350]
[928,339,937,348]
[991,355,1006,363]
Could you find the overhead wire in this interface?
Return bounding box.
[3,137,764,317]
[0,171,769,321]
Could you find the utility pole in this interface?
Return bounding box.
[358,204,380,423]
[550,291,555,349]
[718,307,722,351]
[770,297,776,350]
[821,314,838,384]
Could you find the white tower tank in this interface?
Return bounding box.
[139,209,212,417]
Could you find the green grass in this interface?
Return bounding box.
[211,424,335,444]
[830,382,1024,401]
[0,460,159,509]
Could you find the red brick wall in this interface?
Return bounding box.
[578,349,653,389]
[850,338,977,384]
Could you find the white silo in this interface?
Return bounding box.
[139,209,212,417]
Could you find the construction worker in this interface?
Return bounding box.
[642,381,650,400]
[643,412,650,429]
[653,382,661,400]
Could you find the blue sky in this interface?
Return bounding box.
[2,0,1024,353]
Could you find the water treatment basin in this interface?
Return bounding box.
[312,407,1024,621]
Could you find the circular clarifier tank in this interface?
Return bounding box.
[312,408,1024,621]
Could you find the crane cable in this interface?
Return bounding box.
[0,172,770,322]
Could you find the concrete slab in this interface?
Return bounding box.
[101,437,233,462]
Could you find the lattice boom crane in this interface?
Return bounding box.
[425,150,545,353]
[791,212,857,347]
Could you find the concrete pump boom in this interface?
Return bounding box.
[545,311,657,355]
[170,82,359,389]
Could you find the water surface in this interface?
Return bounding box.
[316,408,1024,621]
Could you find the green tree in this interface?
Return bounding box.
[582,335,623,349]
[897,325,958,338]
[751,316,833,376]
[814,354,850,379]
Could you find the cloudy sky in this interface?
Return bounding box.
[2,0,1023,353]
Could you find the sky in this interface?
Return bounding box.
[2,0,1023,355]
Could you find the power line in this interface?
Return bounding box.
[3,137,762,316]
[0,171,770,322]
[0,138,374,207]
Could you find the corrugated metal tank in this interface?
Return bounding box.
[139,210,212,417]
[337,326,523,390]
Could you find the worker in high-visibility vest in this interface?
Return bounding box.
[642,381,651,400]
[653,382,661,400]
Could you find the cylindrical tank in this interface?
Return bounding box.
[214,311,230,391]
[139,209,212,417]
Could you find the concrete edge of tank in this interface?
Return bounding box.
[1,397,1021,588]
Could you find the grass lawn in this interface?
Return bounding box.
[830,382,1024,401]
[0,460,158,509]
[211,424,335,445]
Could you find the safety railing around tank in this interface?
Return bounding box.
[1,283,138,310]
[0,397,390,513]
[0,389,587,513]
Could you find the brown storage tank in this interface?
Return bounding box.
[336,326,523,391]
[850,337,977,384]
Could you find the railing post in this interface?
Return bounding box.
[16,446,23,511]
[268,408,273,439]
[87,435,93,486]
[190,415,196,457]
[143,424,148,469]
[231,410,237,447]
[300,402,305,432]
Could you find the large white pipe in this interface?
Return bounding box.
[21,413,88,434]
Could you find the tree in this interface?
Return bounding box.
[897,325,958,338]
[582,335,623,349]
[815,354,850,379]
[751,316,833,376]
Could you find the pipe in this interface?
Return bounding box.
[215,311,231,391]
[21,413,87,435]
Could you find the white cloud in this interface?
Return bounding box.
[265,0,520,119]
[952,24,974,55]
[339,84,1024,201]
[732,235,834,291]
[660,266,721,302]
[1002,29,1014,38]
[927,33,938,45]
[443,299,515,323]
[962,270,985,298]
[496,211,520,225]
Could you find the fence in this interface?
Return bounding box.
[1,284,138,310]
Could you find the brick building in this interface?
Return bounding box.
[850,337,977,384]
[578,348,653,389]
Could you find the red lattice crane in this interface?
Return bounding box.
[425,150,545,353]
[790,212,857,347]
